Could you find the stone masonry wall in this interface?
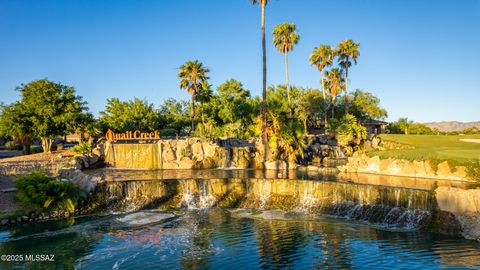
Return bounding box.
[338,155,472,181]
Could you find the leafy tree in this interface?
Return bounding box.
[15,79,89,152]
[99,98,160,132]
[250,0,270,161]
[273,22,300,104]
[325,68,344,118]
[350,89,388,121]
[295,88,325,133]
[310,44,334,123]
[159,98,190,134]
[397,118,413,135]
[216,79,258,125]
[463,126,480,134]
[336,39,360,114]
[178,60,210,132]
[266,85,291,121]
[0,102,34,153]
[67,112,99,145]
[408,123,433,135]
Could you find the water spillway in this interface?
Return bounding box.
[104,140,256,169]
[100,177,436,230]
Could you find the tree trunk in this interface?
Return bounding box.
[303,118,307,134]
[76,132,84,145]
[261,2,268,162]
[201,101,205,127]
[88,136,94,145]
[285,51,290,104]
[41,138,53,153]
[331,98,335,119]
[23,144,31,155]
[344,65,349,114]
[200,101,205,137]
[321,68,328,128]
[191,94,195,133]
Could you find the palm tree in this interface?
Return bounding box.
[273,22,299,104]
[336,39,360,114]
[178,60,209,132]
[326,68,344,118]
[250,0,270,162]
[197,81,213,127]
[309,44,334,124]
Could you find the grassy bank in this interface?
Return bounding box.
[368,134,480,171]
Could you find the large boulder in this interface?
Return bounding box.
[452,166,468,179]
[163,144,176,162]
[436,161,452,179]
[401,160,415,176]
[264,160,287,170]
[177,157,194,169]
[202,141,218,158]
[191,142,204,161]
[366,156,380,173]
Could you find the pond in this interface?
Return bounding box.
[1,209,480,269]
[0,169,478,269]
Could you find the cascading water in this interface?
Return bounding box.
[102,177,436,230]
[332,146,346,158]
[178,180,217,209]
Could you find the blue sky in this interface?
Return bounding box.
[0,0,479,122]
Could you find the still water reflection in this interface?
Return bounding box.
[1,209,479,269]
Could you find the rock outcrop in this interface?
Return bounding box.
[58,169,101,193]
[338,155,472,181]
[436,187,480,241]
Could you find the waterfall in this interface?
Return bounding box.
[101,177,436,230]
[332,146,346,158]
[178,180,216,209]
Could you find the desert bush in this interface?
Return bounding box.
[15,171,83,213]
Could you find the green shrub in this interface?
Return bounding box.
[15,171,83,213]
[329,114,367,146]
[31,145,43,153]
[5,141,18,150]
[71,142,92,155]
[160,128,177,137]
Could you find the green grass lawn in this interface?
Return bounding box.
[368,134,480,167]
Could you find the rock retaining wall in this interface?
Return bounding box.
[436,187,480,241]
[338,155,472,181]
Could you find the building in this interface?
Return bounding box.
[361,119,387,135]
[307,119,387,135]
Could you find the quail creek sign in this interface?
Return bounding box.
[106,129,161,142]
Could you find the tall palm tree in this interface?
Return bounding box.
[325,68,344,118]
[309,44,334,124]
[250,0,270,161]
[273,22,300,104]
[336,39,360,114]
[178,60,209,132]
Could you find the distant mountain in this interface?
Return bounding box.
[423,121,480,132]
